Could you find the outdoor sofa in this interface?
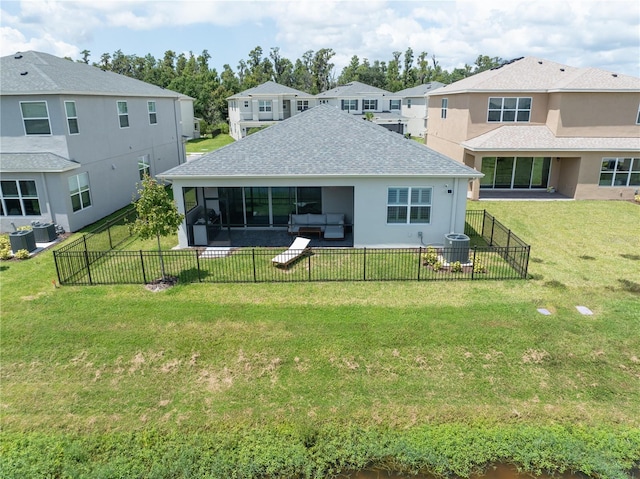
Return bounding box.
[287,213,345,239]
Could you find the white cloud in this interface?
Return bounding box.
[1,0,638,76]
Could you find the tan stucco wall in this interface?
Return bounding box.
[549,92,640,137]
[465,150,639,200]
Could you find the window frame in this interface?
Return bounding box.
[386,187,432,225]
[341,99,358,111]
[363,99,378,111]
[407,99,412,109]
[0,179,41,216]
[138,155,151,180]
[441,98,448,119]
[297,100,309,111]
[20,101,51,135]
[64,101,79,135]
[258,100,272,112]
[599,157,640,187]
[389,99,401,110]
[117,100,129,128]
[68,172,92,212]
[487,97,532,123]
[147,101,157,125]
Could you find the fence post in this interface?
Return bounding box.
[363,248,367,281]
[417,247,422,281]
[195,249,201,282]
[140,251,147,284]
[82,236,93,285]
[471,246,477,280]
[252,249,257,283]
[308,251,312,282]
[490,215,495,247]
[108,226,113,250]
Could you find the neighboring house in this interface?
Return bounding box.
[161,105,482,249]
[0,51,190,233]
[316,81,406,134]
[178,95,198,139]
[425,56,640,200]
[395,82,445,138]
[227,81,316,140]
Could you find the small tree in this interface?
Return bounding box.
[131,175,184,282]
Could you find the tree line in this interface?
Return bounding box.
[74,47,504,134]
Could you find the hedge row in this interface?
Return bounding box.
[2,424,639,478]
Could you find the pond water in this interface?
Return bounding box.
[344,464,590,479]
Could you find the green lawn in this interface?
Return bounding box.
[1,201,639,478]
[185,134,234,153]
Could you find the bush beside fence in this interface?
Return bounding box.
[54,210,530,285]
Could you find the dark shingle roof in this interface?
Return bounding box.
[162,105,482,179]
[1,51,183,98]
[0,152,80,172]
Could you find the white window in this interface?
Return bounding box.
[283,101,287,109]
[138,155,151,180]
[68,172,92,212]
[441,98,448,119]
[244,100,249,108]
[20,101,51,135]
[363,99,378,110]
[147,101,157,124]
[390,99,401,110]
[320,99,329,104]
[341,99,358,111]
[636,104,640,124]
[258,100,271,112]
[117,101,129,128]
[488,97,531,122]
[65,101,79,134]
[387,187,432,224]
[1,180,41,216]
[599,157,640,187]
[297,100,309,111]
[407,99,412,109]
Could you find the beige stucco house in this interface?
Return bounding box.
[425,57,640,200]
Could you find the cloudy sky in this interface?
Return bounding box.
[1,0,639,77]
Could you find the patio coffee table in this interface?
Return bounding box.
[298,226,323,238]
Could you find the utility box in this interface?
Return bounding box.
[32,223,57,242]
[9,230,37,253]
[444,233,470,263]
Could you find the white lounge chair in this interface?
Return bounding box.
[272,237,311,268]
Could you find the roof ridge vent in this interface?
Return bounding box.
[20,71,28,76]
[560,68,565,72]
[14,53,23,59]
[612,73,618,77]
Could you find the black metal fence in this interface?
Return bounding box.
[54,210,530,285]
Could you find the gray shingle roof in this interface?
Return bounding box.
[395,82,445,97]
[1,51,183,98]
[0,152,81,172]
[228,81,313,99]
[431,57,640,95]
[462,125,640,151]
[316,81,394,97]
[162,105,482,179]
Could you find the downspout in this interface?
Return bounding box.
[173,97,184,165]
[449,177,459,233]
[41,172,56,225]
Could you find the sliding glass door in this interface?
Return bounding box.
[480,157,550,189]
[218,187,321,227]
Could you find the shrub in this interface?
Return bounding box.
[451,261,463,273]
[14,249,30,260]
[0,246,12,260]
[432,261,443,272]
[422,247,438,266]
[634,194,640,204]
[16,225,32,231]
[473,258,488,274]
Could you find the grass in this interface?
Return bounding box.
[185,134,234,154]
[1,200,639,477]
